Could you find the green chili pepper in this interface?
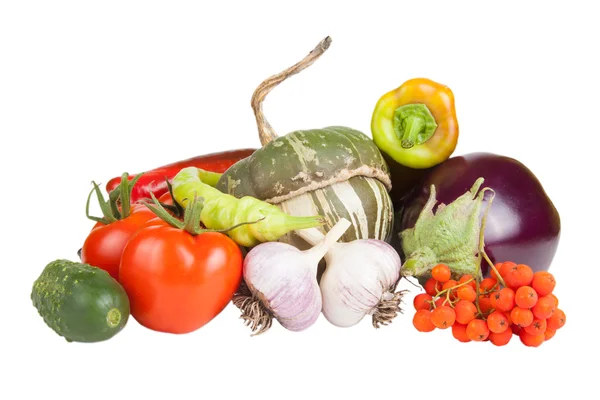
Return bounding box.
[172,167,324,247]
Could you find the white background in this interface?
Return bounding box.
[1,1,598,399]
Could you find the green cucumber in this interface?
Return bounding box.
[31,259,130,343]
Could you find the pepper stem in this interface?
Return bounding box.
[197,169,222,188]
[393,104,438,149]
[274,215,325,236]
[251,36,332,146]
[400,116,424,149]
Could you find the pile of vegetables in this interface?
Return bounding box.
[31,37,564,348]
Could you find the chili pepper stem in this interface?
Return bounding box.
[283,215,327,233]
[196,169,222,187]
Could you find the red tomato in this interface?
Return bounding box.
[119,219,243,334]
[81,205,156,281]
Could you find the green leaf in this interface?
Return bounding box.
[400,177,492,280]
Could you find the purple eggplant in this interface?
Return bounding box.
[398,152,561,277]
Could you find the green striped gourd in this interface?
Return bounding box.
[216,37,394,248]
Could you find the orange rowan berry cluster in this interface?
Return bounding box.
[412,262,566,347]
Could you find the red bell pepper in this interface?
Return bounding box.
[106,149,256,203]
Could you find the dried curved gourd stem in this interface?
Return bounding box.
[251,36,332,146]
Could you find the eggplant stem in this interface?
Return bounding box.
[251,36,332,146]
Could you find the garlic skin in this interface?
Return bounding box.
[234,218,352,335]
[243,242,322,332]
[320,239,402,328]
[296,225,404,329]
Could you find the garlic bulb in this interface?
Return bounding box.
[232,219,351,335]
[296,227,404,328]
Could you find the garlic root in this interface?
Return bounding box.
[370,289,408,329]
[232,281,273,336]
